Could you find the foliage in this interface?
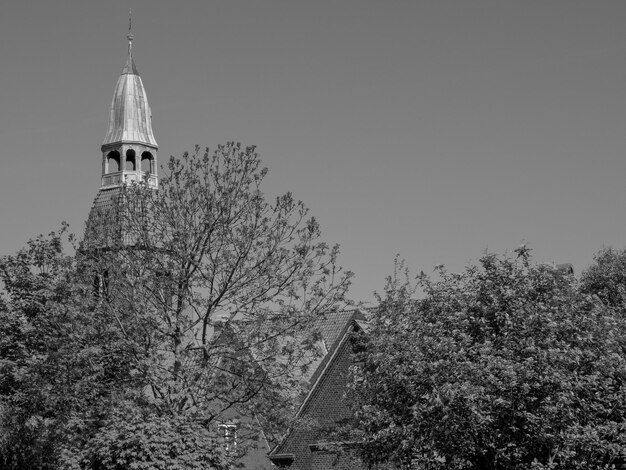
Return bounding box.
[580,247,626,309]
[0,227,98,467]
[0,226,76,468]
[78,143,352,461]
[349,251,626,469]
[0,143,350,468]
[66,406,228,470]
[0,226,164,469]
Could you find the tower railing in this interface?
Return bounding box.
[101,170,158,189]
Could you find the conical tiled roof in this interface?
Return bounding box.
[102,35,157,147]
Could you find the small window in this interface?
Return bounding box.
[93,270,110,300]
[218,424,237,453]
[156,271,173,311]
[352,360,365,384]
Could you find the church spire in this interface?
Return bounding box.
[100,18,158,190]
[84,14,159,252]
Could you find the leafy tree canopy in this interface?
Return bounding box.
[350,250,626,470]
[1,226,116,468]
[581,247,626,309]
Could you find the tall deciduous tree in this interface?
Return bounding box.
[349,251,626,469]
[82,143,353,455]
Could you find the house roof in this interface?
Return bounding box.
[313,309,359,355]
[307,309,365,386]
[269,309,367,462]
[301,309,365,414]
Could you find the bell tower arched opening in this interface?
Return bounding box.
[107,151,121,173]
[141,151,154,173]
[126,149,136,171]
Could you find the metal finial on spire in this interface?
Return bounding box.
[122,7,139,75]
[127,8,134,44]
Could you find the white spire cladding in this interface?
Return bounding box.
[102,32,157,147]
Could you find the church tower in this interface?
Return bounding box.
[84,26,158,250]
[101,28,158,190]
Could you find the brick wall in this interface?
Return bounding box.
[310,448,363,470]
[274,333,362,470]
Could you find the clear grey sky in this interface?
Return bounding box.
[2,1,626,303]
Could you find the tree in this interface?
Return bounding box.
[580,247,626,310]
[73,406,229,470]
[349,251,626,469]
[79,143,353,459]
[1,143,350,468]
[0,226,141,469]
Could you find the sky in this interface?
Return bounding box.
[2,1,626,303]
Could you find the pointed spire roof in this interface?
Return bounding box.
[121,31,139,75]
[102,27,157,148]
